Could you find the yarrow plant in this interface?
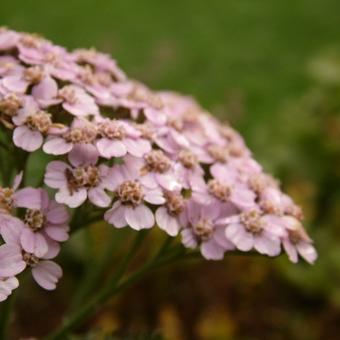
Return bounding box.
[0,28,317,336]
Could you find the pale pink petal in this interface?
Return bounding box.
[181,228,197,249]
[0,214,24,244]
[88,187,111,208]
[13,126,43,152]
[44,161,69,189]
[14,187,41,209]
[32,76,59,103]
[0,244,26,277]
[42,238,60,259]
[254,234,281,257]
[1,277,19,293]
[46,201,69,224]
[213,227,235,250]
[201,239,225,260]
[124,138,151,157]
[283,239,298,263]
[201,203,220,221]
[156,173,182,191]
[144,108,167,125]
[155,207,180,236]
[39,189,50,210]
[0,277,19,302]
[104,202,127,228]
[231,188,256,210]
[124,204,154,230]
[297,242,317,264]
[140,173,158,189]
[144,189,166,205]
[44,225,69,242]
[96,139,127,158]
[55,187,87,208]
[225,224,254,251]
[2,75,28,93]
[31,260,62,290]
[68,143,98,166]
[43,137,73,155]
[20,229,48,258]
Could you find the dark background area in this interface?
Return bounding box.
[0,1,339,339]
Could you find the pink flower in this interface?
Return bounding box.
[19,189,69,257]
[155,191,186,236]
[44,160,111,208]
[12,96,54,152]
[0,243,62,290]
[154,125,190,154]
[74,65,114,103]
[190,173,256,211]
[211,156,262,184]
[222,210,285,256]
[0,172,41,212]
[0,29,316,270]
[181,201,235,260]
[31,75,61,107]
[72,48,126,82]
[0,211,62,260]
[129,151,182,192]
[95,119,151,158]
[0,56,23,78]
[281,216,317,264]
[58,85,99,117]
[110,81,165,119]
[43,118,99,165]
[174,149,204,189]
[17,34,77,81]
[104,161,165,230]
[1,65,50,98]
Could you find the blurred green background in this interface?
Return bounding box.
[1,0,340,339]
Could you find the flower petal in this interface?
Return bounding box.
[155,207,179,236]
[225,224,254,251]
[43,137,73,155]
[201,239,225,260]
[31,260,62,290]
[96,139,127,158]
[104,202,127,228]
[44,161,69,189]
[0,244,26,277]
[88,187,111,208]
[55,187,87,208]
[124,204,154,230]
[13,126,43,152]
[20,229,48,258]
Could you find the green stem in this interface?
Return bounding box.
[45,239,184,340]
[0,295,13,339]
[69,229,128,311]
[46,231,147,339]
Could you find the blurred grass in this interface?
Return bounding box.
[1,0,340,148]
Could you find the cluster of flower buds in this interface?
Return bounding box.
[0,28,317,301]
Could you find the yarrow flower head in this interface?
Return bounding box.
[0,28,317,303]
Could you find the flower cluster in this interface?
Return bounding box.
[0,28,317,302]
